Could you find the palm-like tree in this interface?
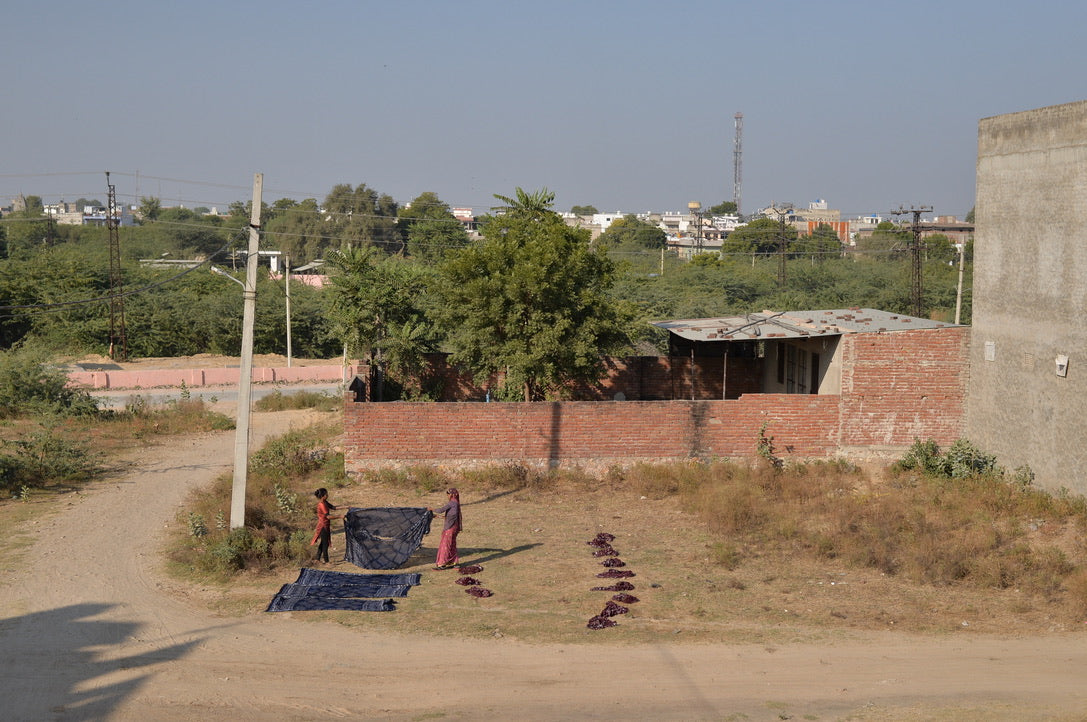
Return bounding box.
[491,187,556,219]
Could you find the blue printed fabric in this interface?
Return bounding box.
[343,507,433,570]
[266,594,396,612]
[294,568,422,587]
[265,568,424,613]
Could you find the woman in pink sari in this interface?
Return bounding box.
[430,488,461,570]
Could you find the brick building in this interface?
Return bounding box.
[344,309,969,473]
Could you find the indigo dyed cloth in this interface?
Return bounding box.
[294,568,421,587]
[265,569,423,613]
[266,594,396,612]
[343,507,433,570]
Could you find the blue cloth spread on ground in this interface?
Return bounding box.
[265,568,423,613]
[343,507,433,570]
[294,569,422,587]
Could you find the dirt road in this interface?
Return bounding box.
[1,411,1086,721]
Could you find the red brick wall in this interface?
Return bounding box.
[837,327,970,449]
[343,395,840,473]
[343,326,969,471]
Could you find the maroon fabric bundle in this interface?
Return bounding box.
[596,569,635,578]
[599,600,629,617]
[587,615,617,629]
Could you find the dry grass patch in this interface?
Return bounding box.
[165,431,1087,643]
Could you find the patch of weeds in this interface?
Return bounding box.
[711,541,742,570]
[756,422,783,470]
[273,481,299,515]
[255,389,341,412]
[188,512,209,538]
[0,420,100,493]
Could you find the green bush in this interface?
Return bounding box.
[0,422,100,492]
[0,347,99,418]
[250,427,331,481]
[895,438,1000,479]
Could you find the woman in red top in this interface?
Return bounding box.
[310,488,343,564]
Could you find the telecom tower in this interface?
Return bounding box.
[733,112,743,217]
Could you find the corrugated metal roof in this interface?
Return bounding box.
[652,308,960,342]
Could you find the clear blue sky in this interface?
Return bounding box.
[3,0,1086,220]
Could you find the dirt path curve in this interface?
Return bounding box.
[2,412,1086,722]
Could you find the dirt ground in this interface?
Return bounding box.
[2,408,1087,720]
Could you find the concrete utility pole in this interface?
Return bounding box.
[285,253,293,367]
[230,173,262,530]
[954,240,966,324]
[891,205,933,318]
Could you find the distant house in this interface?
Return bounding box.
[652,308,961,398]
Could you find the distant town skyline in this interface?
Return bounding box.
[5,1,1087,222]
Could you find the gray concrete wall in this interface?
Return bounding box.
[966,100,1087,494]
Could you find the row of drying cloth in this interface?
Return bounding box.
[268,507,434,612]
[266,569,423,612]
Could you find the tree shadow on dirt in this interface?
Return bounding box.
[0,603,201,721]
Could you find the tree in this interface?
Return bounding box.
[854,221,910,260]
[965,206,975,224]
[707,201,737,215]
[437,188,629,401]
[398,191,469,263]
[721,217,791,256]
[137,196,162,223]
[792,223,843,260]
[596,214,666,250]
[262,197,326,263]
[492,187,557,218]
[323,183,401,254]
[325,247,435,400]
[570,205,598,216]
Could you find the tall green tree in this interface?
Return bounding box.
[137,196,162,223]
[854,221,910,260]
[398,191,469,263]
[437,188,629,401]
[722,217,792,256]
[792,223,843,260]
[262,197,327,264]
[323,183,401,254]
[570,204,599,216]
[325,247,435,400]
[707,200,738,215]
[597,215,666,250]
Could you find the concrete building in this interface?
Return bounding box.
[966,99,1087,495]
